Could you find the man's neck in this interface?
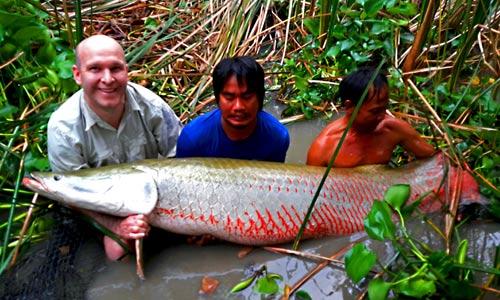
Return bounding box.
[221,120,257,141]
[93,104,125,129]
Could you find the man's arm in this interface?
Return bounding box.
[175,127,201,158]
[306,137,330,167]
[48,120,150,260]
[396,119,437,158]
[47,124,89,171]
[156,102,183,158]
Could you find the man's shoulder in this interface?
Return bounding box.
[126,82,164,107]
[184,109,220,130]
[257,111,289,136]
[378,116,414,133]
[48,90,83,126]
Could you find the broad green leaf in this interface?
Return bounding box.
[345,243,376,284]
[384,184,411,212]
[24,155,50,173]
[13,25,51,47]
[0,11,35,29]
[481,156,494,169]
[0,104,18,118]
[254,276,279,294]
[294,76,308,92]
[371,21,390,35]
[361,0,384,18]
[396,277,436,298]
[303,18,319,37]
[295,290,312,300]
[363,200,396,240]
[302,105,314,119]
[325,44,341,58]
[340,39,354,51]
[367,277,392,300]
[387,3,418,17]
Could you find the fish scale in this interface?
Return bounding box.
[23,154,484,246]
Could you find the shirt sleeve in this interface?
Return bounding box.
[47,123,89,172]
[175,127,200,158]
[156,102,183,158]
[271,128,290,162]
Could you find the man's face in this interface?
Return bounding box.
[218,75,259,130]
[351,87,389,132]
[72,43,129,113]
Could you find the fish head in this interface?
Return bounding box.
[22,166,158,217]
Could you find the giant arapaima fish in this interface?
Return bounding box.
[22,154,485,245]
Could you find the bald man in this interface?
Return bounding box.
[47,35,182,260]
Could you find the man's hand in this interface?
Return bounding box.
[115,214,151,240]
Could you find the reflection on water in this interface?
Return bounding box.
[86,112,499,300]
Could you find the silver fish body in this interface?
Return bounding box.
[22,154,483,245]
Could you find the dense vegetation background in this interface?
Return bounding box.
[0,0,498,297]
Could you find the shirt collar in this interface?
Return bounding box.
[79,89,140,131]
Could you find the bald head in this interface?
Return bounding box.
[75,35,126,67]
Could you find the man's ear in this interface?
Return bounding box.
[72,65,81,85]
[344,99,355,114]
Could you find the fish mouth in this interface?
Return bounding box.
[22,173,48,193]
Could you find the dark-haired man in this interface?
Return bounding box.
[176,56,289,162]
[307,67,436,167]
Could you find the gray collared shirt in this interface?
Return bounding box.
[48,82,182,171]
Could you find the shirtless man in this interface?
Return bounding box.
[307,67,436,167]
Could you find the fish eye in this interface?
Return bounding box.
[53,175,62,181]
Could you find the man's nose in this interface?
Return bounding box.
[101,69,114,83]
[233,98,244,109]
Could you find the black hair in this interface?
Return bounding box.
[212,56,265,110]
[338,67,388,106]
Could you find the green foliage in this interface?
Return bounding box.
[277,0,419,118]
[0,0,78,274]
[229,264,311,299]
[345,243,377,284]
[228,265,282,296]
[345,184,500,299]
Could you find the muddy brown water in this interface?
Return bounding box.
[84,105,499,300]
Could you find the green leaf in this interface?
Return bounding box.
[480,156,494,170]
[295,290,313,300]
[254,276,279,294]
[13,25,51,47]
[345,243,376,284]
[361,0,384,18]
[229,275,256,293]
[0,104,18,118]
[303,18,319,36]
[267,273,283,281]
[386,3,418,17]
[384,184,411,212]
[294,76,309,92]
[448,280,481,299]
[371,21,390,35]
[367,277,392,300]
[363,200,397,240]
[302,105,314,119]
[428,251,454,278]
[396,277,436,298]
